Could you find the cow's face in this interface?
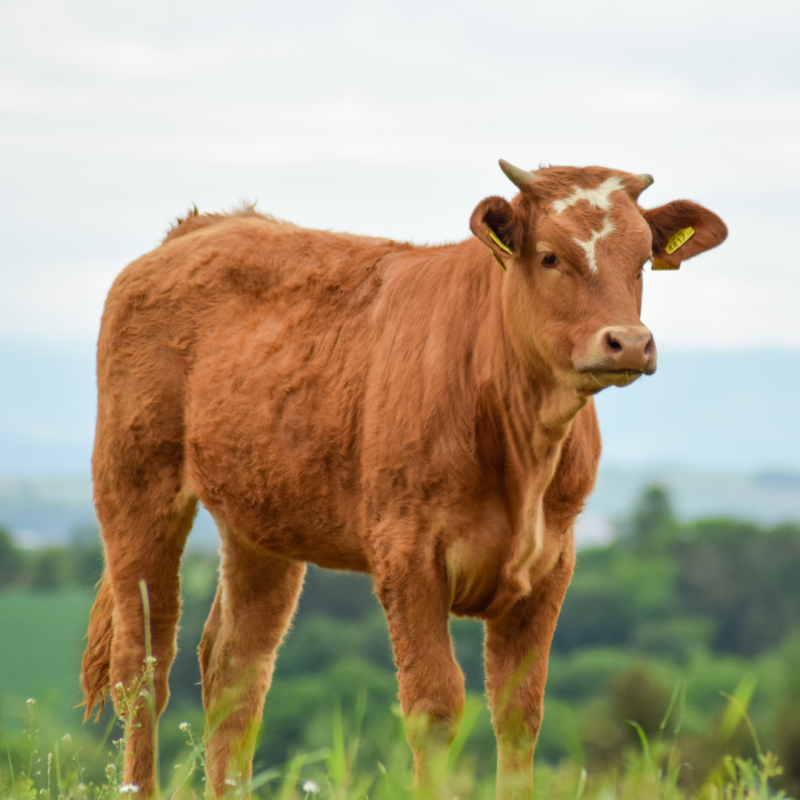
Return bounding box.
[470,162,727,396]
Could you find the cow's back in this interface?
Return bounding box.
[183,219,405,566]
[95,212,485,569]
[95,209,599,591]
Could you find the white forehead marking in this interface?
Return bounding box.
[573,215,615,272]
[552,176,626,214]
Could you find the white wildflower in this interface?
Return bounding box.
[26,698,36,706]
[224,778,237,787]
[62,733,71,742]
[302,780,320,794]
[179,721,190,732]
[119,783,140,793]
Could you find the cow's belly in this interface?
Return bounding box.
[186,411,371,571]
[193,472,371,571]
[185,313,373,569]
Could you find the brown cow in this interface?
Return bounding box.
[81,161,726,798]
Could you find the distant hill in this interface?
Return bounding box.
[2,344,799,547]
[593,349,800,471]
[3,467,799,550]
[4,344,799,476]
[1,342,95,475]
[578,466,800,546]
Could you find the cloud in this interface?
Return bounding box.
[1,0,251,80]
[0,261,118,344]
[0,0,798,349]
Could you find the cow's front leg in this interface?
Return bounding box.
[484,543,575,800]
[375,559,465,796]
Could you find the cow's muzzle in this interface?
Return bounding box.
[575,325,657,385]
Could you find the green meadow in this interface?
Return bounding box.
[2,487,800,799]
[0,591,93,732]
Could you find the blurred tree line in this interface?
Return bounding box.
[0,524,103,591]
[554,487,800,659]
[2,487,800,793]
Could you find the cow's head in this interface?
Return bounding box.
[470,161,727,395]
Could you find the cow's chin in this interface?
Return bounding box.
[576,369,644,394]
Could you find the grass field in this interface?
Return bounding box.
[0,591,93,736]
[0,690,791,800]
[0,590,795,799]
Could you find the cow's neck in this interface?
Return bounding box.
[476,250,588,614]
[480,264,588,470]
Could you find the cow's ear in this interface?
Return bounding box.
[643,200,727,269]
[470,196,523,270]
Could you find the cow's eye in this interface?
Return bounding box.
[542,253,559,268]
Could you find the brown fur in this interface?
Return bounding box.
[82,164,726,798]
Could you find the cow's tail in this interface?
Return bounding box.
[81,575,115,720]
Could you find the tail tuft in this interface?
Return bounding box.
[81,577,115,721]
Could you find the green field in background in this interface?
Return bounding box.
[0,590,93,733]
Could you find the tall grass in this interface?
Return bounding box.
[2,583,793,799]
[1,680,793,800]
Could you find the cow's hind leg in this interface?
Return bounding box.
[375,555,465,796]
[94,476,197,796]
[199,532,305,795]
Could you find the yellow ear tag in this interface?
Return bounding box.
[487,227,513,255]
[664,226,695,255]
[652,258,680,270]
[486,226,511,272]
[491,251,507,272]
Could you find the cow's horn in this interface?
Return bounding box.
[499,159,536,191]
[638,174,654,191]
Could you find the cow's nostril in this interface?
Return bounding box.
[584,326,656,374]
[605,332,622,352]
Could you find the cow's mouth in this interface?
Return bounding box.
[584,369,644,390]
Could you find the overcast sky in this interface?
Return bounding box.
[1,0,799,353]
